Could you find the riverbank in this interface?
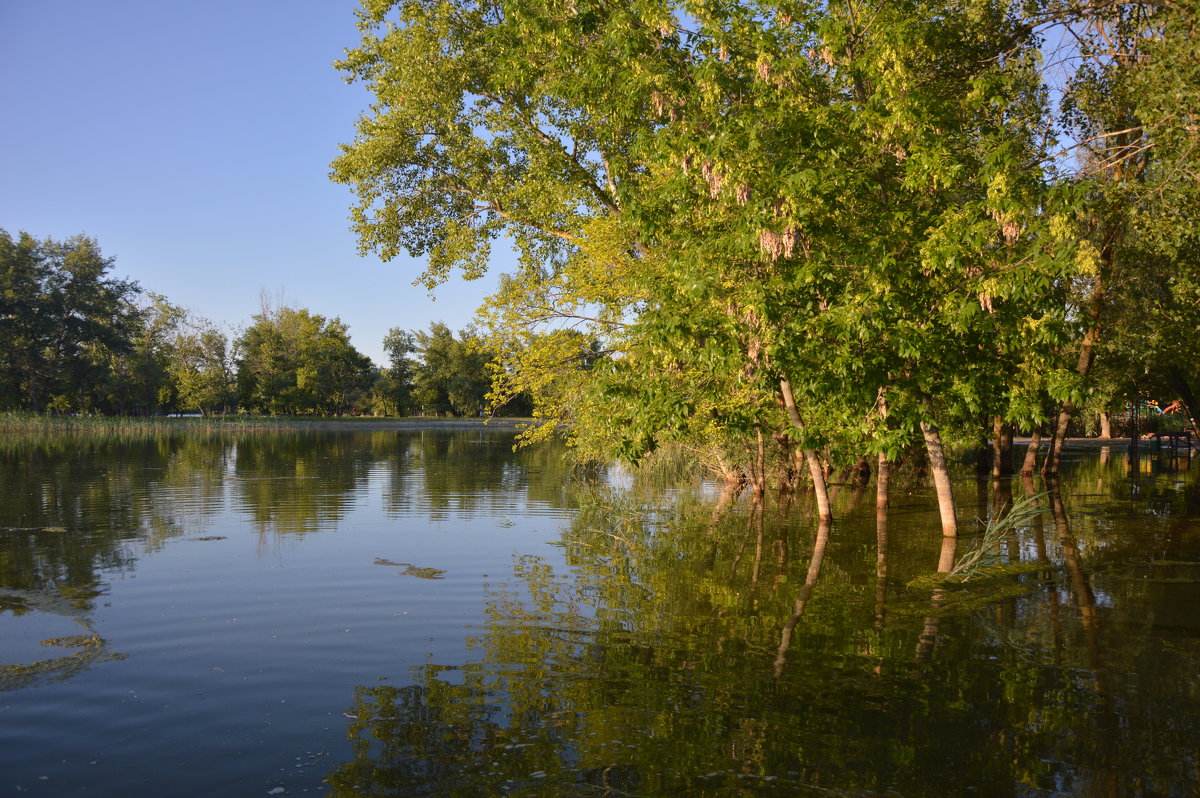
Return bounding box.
[1014,435,1195,450]
[0,412,533,435]
[2,413,1190,450]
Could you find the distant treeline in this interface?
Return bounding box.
[0,230,529,418]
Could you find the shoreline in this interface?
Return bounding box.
[0,414,536,435]
[2,412,1191,446]
[223,417,534,432]
[1013,435,1194,449]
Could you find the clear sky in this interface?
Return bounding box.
[0,0,501,366]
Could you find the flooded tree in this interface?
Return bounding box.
[333,0,1199,528]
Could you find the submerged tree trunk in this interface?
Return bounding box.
[1020,430,1042,475]
[874,453,890,642]
[920,414,958,538]
[914,535,959,667]
[780,379,832,523]
[1049,488,1104,679]
[876,453,890,511]
[991,417,1014,477]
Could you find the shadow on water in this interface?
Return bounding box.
[326,448,1200,798]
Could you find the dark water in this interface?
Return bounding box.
[1,432,1197,797]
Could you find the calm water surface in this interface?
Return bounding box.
[1,430,1197,797]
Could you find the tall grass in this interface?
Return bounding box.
[0,411,297,435]
[946,491,1047,582]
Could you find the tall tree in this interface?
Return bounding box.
[333,0,1197,529]
[1038,0,1200,473]
[236,304,374,415]
[0,230,140,412]
[108,293,187,415]
[334,0,1061,513]
[170,317,235,416]
[411,322,493,416]
[373,327,419,416]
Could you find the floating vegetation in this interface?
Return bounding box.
[0,526,66,533]
[945,492,1048,582]
[374,558,447,579]
[908,560,1054,592]
[189,536,228,542]
[41,634,101,648]
[900,493,1059,614]
[1,630,125,691]
[892,579,1041,620]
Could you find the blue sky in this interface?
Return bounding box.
[0,0,501,365]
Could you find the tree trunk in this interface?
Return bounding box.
[991,417,1014,477]
[920,414,958,538]
[1046,231,1113,476]
[876,452,890,511]
[753,427,767,497]
[780,379,832,523]
[875,486,889,634]
[1020,430,1042,475]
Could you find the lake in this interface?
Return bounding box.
[1,429,1197,796]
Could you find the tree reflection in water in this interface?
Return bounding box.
[327,455,1200,797]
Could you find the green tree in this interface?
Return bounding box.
[411,322,493,416]
[170,317,235,416]
[0,230,141,413]
[236,304,374,415]
[333,0,1069,531]
[1035,0,1200,472]
[104,293,187,415]
[372,327,418,416]
[334,0,1200,540]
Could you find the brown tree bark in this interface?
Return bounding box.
[874,495,889,634]
[920,414,958,538]
[752,427,767,498]
[780,379,832,523]
[1020,430,1042,475]
[874,453,890,643]
[991,417,1014,477]
[876,452,890,511]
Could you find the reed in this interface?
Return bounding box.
[947,491,1047,582]
[0,411,294,435]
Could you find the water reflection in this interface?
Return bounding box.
[232,432,373,538]
[328,455,1200,797]
[382,430,574,519]
[0,428,566,692]
[2,433,1199,795]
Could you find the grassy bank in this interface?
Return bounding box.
[1,412,285,435]
[0,412,530,435]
